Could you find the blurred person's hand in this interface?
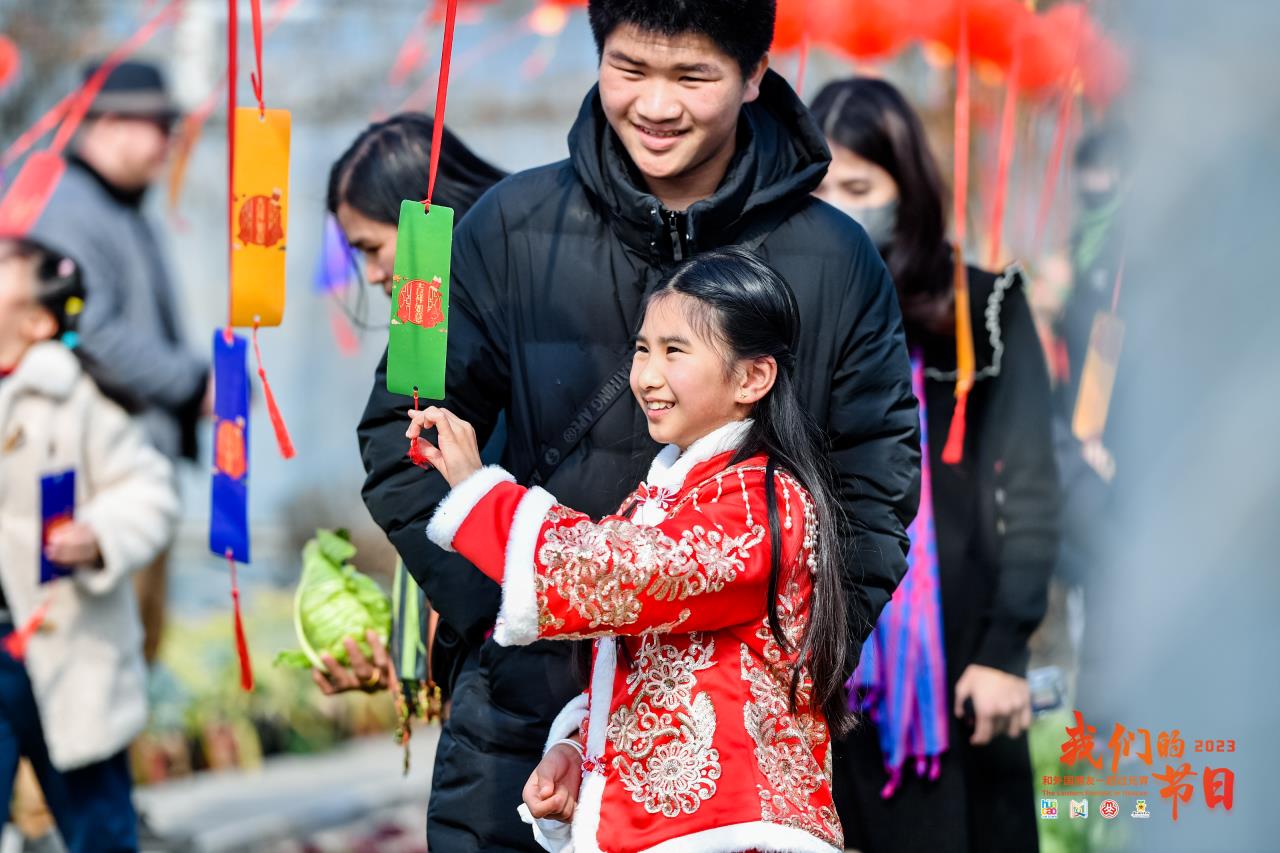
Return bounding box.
[405,406,482,488]
[44,522,102,567]
[312,629,394,695]
[200,375,215,418]
[1082,439,1116,483]
[954,664,1031,745]
[523,743,582,823]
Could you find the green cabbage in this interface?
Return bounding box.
[274,529,391,671]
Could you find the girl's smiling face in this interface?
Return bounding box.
[630,292,775,451]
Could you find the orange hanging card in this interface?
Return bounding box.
[1072,310,1125,442]
[230,107,289,327]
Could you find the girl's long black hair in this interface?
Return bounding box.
[810,77,952,309]
[5,237,142,413]
[649,246,853,735]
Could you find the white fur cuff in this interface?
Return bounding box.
[493,486,556,646]
[544,693,590,753]
[426,465,516,552]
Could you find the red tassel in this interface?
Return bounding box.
[227,550,254,692]
[2,598,50,661]
[941,391,970,465]
[251,321,296,460]
[408,388,432,470]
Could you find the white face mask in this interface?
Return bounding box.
[836,199,898,251]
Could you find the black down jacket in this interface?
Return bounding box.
[357,70,921,851]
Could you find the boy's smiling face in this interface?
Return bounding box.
[598,24,766,207]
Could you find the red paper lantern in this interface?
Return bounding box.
[772,0,808,53]
[830,0,913,60]
[0,35,17,91]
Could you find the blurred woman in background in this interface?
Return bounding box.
[811,78,1060,852]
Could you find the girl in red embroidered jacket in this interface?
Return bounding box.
[411,248,855,853]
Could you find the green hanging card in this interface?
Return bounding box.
[387,201,453,399]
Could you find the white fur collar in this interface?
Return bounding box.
[0,342,80,402]
[643,419,753,492]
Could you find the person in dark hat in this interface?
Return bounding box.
[29,59,207,669]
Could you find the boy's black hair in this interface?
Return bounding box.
[587,0,777,78]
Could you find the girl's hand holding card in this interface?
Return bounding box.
[44,522,101,569]
[405,406,482,488]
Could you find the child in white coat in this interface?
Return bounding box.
[0,236,178,850]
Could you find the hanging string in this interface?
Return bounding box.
[1032,14,1085,255]
[168,0,299,217]
[251,319,296,459]
[249,0,266,118]
[986,23,1022,270]
[227,549,254,691]
[227,0,238,329]
[942,3,975,466]
[422,0,459,212]
[795,31,810,98]
[408,387,433,469]
[1110,248,1127,315]
[2,92,74,170]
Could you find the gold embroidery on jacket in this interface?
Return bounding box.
[607,634,721,817]
[740,515,843,846]
[533,502,763,634]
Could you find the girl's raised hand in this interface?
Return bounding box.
[405,406,483,488]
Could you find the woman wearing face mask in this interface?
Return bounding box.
[811,78,1060,852]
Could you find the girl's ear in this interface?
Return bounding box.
[22,306,58,343]
[736,355,777,407]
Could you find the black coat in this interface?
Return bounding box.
[358,71,920,851]
[834,266,1060,853]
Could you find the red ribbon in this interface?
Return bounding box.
[942,5,973,466]
[228,0,238,328]
[227,549,254,692]
[423,0,459,211]
[986,30,1022,270]
[49,0,184,156]
[0,0,181,171]
[408,388,432,469]
[249,0,266,117]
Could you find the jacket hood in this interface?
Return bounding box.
[568,69,831,257]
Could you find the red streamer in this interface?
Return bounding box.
[228,0,238,328]
[987,32,1022,269]
[251,320,295,459]
[940,388,970,465]
[943,5,974,466]
[1,597,50,661]
[227,550,254,692]
[423,0,459,211]
[49,0,184,156]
